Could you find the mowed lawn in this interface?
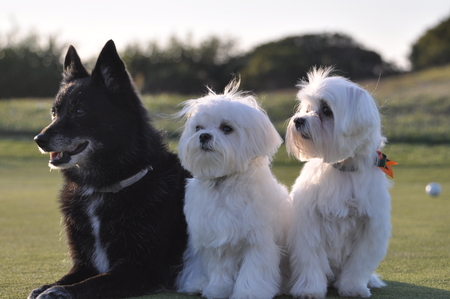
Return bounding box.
[0,139,449,299]
[1,66,450,298]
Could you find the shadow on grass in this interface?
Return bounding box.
[134,282,450,299]
[278,282,450,299]
[368,281,450,299]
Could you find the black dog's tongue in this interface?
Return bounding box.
[50,152,61,161]
[50,152,71,165]
[49,142,89,166]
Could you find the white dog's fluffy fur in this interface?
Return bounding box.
[286,67,391,298]
[176,80,292,299]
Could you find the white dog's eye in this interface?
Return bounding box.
[195,126,203,132]
[321,104,333,118]
[220,124,233,134]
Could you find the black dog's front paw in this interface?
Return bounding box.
[28,284,54,299]
[32,286,72,299]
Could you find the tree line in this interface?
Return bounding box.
[1,15,449,98]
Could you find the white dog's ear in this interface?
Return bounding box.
[339,87,379,135]
[332,86,382,161]
[245,110,283,160]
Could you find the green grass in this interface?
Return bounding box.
[0,141,67,298]
[360,65,450,144]
[0,99,52,135]
[1,138,449,299]
[2,65,450,298]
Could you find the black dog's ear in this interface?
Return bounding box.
[91,40,133,93]
[63,45,90,84]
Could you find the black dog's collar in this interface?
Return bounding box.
[97,166,152,193]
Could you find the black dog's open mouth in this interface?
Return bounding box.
[50,141,89,165]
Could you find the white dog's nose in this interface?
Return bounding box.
[294,117,306,129]
[199,133,212,144]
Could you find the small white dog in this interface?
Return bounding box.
[286,67,392,298]
[176,80,292,299]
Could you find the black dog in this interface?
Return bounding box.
[30,40,189,299]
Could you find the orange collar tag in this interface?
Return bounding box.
[376,150,398,178]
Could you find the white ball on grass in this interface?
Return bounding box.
[426,182,442,197]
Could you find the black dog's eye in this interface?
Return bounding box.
[51,107,56,119]
[322,104,333,117]
[195,125,203,132]
[221,124,233,134]
[74,108,86,117]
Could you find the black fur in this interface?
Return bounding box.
[29,40,189,299]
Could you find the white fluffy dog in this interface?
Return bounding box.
[176,80,292,299]
[286,67,392,298]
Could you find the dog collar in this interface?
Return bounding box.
[332,161,357,172]
[376,150,398,178]
[97,166,152,193]
[332,151,397,178]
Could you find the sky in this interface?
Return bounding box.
[1,0,450,70]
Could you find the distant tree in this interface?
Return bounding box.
[0,32,64,98]
[239,33,396,91]
[410,16,450,70]
[0,30,401,97]
[122,36,244,94]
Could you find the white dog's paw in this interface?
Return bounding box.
[35,286,72,299]
[337,285,371,298]
[231,273,279,299]
[367,273,386,288]
[290,279,327,299]
[290,286,326,299]
[179,275,208,295]
[290,291,326,299]
[202,283,233,299]
[230,290,261,299]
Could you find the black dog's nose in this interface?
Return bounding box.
[34,134,48,148]
[293,117,306,128]
[199,133,212,144]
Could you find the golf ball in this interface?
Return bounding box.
[426,182,442,197]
